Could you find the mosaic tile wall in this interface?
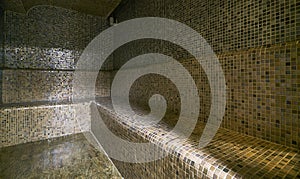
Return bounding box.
[1,6,111,146]
[0,102,90,148]
[2,69,112,104]
[96,71,112,97]
[4,6,107,53]
[2,70,73,103]
[2,6,112,104]
[0,7,3,64]
[0,7,4,104]
[111,0,300,149]
[113,0,299,54]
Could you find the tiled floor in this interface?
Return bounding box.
[0,133,122,179]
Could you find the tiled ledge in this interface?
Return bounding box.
[1,69,112,104]
[95,99,300,178]
[0,102,90,148]
[0,98,96,109]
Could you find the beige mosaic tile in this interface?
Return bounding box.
[95,98,300,179]
[0,102,90,148]
[111,0,300,149]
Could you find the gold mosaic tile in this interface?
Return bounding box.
[0,0,299,178]
[111,0,300,150]
[95,99,300,179]
[0,103,90,148]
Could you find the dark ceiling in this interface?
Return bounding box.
[0,0,122,17]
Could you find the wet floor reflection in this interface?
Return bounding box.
[0,133,122,178]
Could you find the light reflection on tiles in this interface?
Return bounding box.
[95,98,300,179]
[0,133,122,178]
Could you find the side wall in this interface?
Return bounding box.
[112,0,300,149]
[0,6,110,147]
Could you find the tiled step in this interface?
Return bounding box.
[0,103,90,148]
[95,100,300,179]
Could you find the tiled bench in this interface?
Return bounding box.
[95,99,300,179]
[0,102,90,148]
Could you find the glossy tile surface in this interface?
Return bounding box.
[0,103,90,148]
[112,0,300,150]
[0,133,122,179]
[95,98,300,179]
